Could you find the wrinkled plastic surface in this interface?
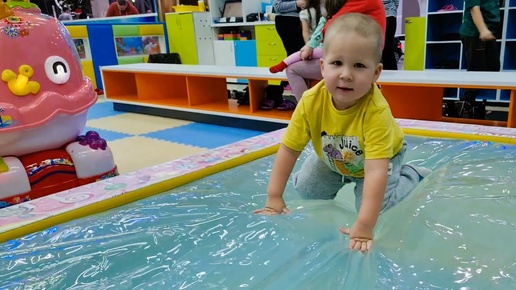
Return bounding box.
[0,136,515,289]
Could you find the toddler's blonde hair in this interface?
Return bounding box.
[324,13,384,62]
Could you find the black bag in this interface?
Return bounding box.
[147,53,182,64]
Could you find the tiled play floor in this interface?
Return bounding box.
[84,101,266,174]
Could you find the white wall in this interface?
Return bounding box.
[396,0,427,36]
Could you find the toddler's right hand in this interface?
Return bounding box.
[254,196,290,215]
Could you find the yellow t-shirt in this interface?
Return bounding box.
[282,81,404,178]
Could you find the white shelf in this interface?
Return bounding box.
[427,40,461,44]
[211,21,274,27]
[101,63,287,81]
[427,10,464,15]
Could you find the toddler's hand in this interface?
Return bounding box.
[254,196,290,215]
[339,222,374,252]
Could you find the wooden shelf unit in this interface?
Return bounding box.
[101,63,292,121]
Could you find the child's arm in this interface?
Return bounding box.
[299,9,310,43]
[339,158,389,252]
[300,17,326,60]
[254,144,301,214]
[307,17,327,49]
[470,6,496,40]
[301,19,310,43]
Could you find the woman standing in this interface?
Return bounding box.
[381,0,399,70]
[273,0,306,56]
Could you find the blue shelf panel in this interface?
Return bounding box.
[503,41,516,69]
[428,0,464,13]
[458,88,498,101]
[507,9,516,39]
[500,90,512,102]
[425,43,461,69]
[234,40,256,84]
[443,88,459,99]
[426,13,462,41]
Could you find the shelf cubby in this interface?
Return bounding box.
[427,0,464,13]
[460,40,502,70]
[443,88,459,99]
[426,13,462,42]
[135,73,188,102]
[425,42,461,69]
[500,90,512,101]
[458,88,498,101]
[186,76,228,106]
[102,71,138,100]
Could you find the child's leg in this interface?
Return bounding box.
[269,52,303,73]
[484,40,500,72]
[292,152,350,199]
[353,143,431,212]
[311,47,323,59]
[285,59,323,102]
[269,48,324,73]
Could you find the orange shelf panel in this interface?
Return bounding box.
[381,85,444,121]
[135,73,188,101]
[253,108,293,120]
[192,100,251,115]
[103,72,137,97]
[248,79,269,113]
[508,90,515,128]
[130,97,190,108]
[106,94,139,101]
[186,76,229,107]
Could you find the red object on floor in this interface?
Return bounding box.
[0,149,118,207]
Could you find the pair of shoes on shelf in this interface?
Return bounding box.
[259,85,295,111]
[260,99,296,111]
[237,89,250,105]
[437,4,457,12]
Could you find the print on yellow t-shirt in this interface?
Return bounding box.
[321,132,364,176]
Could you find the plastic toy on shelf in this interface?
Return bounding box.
[0,0,118,208]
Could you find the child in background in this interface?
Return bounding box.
[459,0,501,72]
[299,0,324,44]
[269,0,386,74]
[269,0,336,73]
[256,13,431,252]
[58,7,73,21]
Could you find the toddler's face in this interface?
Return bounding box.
[320,32,382,110]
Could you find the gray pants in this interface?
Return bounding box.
[292,144,421,212]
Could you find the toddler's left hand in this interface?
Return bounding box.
[339,222,373,252]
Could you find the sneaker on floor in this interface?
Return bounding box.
[408,165,432,181]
